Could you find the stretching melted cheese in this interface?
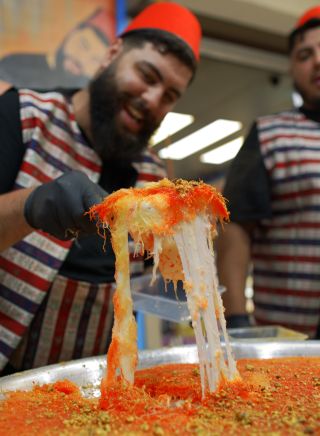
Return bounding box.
[90,178,239,397]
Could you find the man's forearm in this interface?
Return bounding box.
[216,222,252,316]
[0,188,35,252]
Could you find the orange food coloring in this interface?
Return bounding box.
[0,358,319,435]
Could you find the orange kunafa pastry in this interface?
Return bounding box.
[90,178,238,397]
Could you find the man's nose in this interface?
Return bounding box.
[142,86,163,112]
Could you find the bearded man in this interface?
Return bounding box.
[0,2,201,375]
[217,6,320,339]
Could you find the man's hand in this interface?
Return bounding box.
[24,170,107,240]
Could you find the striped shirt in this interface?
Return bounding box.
[224,109,320,338]
[0,89,166,371]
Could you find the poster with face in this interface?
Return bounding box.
[0,0,116,90]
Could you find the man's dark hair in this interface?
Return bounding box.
[121,29,197,81]
[288,19,320,53]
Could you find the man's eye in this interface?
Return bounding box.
[163,93,175,104]
[297,50,311,61]
[141,70,156,84]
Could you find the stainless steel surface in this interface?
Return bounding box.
[0,341,319,398]
[131,274,192,323]
[228,325,308,341]
[131,274,225,322]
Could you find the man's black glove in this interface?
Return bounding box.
[24,170,107,240]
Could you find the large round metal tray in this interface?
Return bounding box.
[0,341,319,398]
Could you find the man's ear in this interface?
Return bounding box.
[100,38,124,69]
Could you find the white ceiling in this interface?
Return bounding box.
[178,0,320,35]
[152,0,318,185]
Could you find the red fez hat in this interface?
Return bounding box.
[293,6,320,31]
[122,2,201,61]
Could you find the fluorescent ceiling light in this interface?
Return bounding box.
[200,136,244,164]
[150,112,194,146]
[159,119,242,160]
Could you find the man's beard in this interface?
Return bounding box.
[294,81,320,111]
[89,63,160,163]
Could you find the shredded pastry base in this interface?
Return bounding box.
[1,357,320,435]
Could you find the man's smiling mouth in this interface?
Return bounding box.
[126,103,144,122]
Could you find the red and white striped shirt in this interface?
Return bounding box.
[253,111,320,338]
